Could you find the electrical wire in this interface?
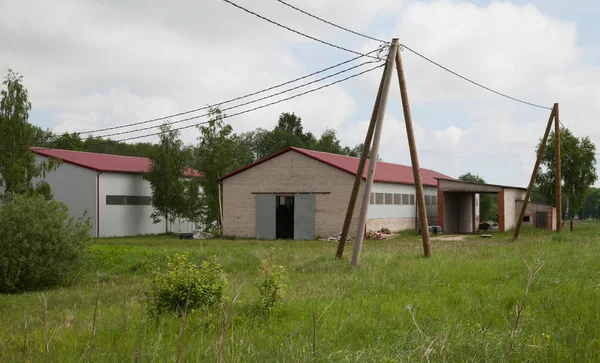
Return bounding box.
[275,0,387,44]
[90,59,381,139]
[221,0,379,59]
[15,62,385,151]
[74,47,386,135]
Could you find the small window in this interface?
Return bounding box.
[394,194,402,205]
[106,195,126,205]
[424,195,431,205]
[375,193,384,205]
[432,196,437,206]
[410,194,415,205]
[106,195,151,206]
[370,193,375,204]
[384,193,393,205]
[523,215,530,222]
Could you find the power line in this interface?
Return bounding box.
[400,44,553,111]
[221,0,379,59]
[16,63,385,151]
[275,0,387,43]
[73,47,386,136]
[90,59,381,139]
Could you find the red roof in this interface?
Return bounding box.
[31,147,202,177]
[217,147,451,186]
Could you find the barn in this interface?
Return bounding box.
[217,147,452,240]
[32,147,201,237]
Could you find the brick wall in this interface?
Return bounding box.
[515,201,555,230]
[221,150,363,239]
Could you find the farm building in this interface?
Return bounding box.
[31,147,201,237]
[436,178,557,232]
[217,147,452,240]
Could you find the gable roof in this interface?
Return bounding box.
[217,147,452,186]
[31,147,202,177]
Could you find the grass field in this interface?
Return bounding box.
[1,222,600,362]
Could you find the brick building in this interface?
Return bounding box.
[217,147,451,240]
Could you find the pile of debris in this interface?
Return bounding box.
[366,227,394,240]
[321,232,351,242]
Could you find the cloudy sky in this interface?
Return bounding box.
[1,0,599,187]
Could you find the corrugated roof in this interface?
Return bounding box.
[217,147,452,186]
[31,147,202,177]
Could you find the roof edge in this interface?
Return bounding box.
[435,177,527,191]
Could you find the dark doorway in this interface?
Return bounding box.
[276,196,294,239]
[535,212,547,229]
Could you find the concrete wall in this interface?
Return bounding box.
[34,155,98,236]
[222,150,362,239]
[442,192,475,233]
[503,188,526,231]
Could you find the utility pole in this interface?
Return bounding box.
[513,107,556,241]
[395,44,432,257]
[335,54,387,259]
[555,103,562,232]
[350,39,399,267]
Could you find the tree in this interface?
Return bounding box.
[343,143,382,161]
[194,108,253,230]
[458,173,498,222]
[315,128,344,154]
[0,69,58,199]
[143,123,188,233]
[535,127,597,217]
[578,187,600,220]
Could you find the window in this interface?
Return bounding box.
[425,195,431,205]
[394,194,402,205]
[523,216,530,222]
[370,193,375,204]
[106,195,152,206]
[431,195,437,206]
[385,193,393,205]
[410,194,415,205]
[375,193,384,205]
[402,194,409,205]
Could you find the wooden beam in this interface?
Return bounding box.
[513,106,556,241]
[555,103,562,232]
[350,39,399,266]
[395,44,432,257]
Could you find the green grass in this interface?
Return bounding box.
[2,223,600,362]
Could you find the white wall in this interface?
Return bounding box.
[367,182,437,219]
[503,188,527,230]
[34,155,98,235]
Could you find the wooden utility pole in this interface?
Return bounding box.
[395,44,432,257]
[513,107,556,241]
[555,103,562,232]
[335,56,387,259]
[350,39,399,267]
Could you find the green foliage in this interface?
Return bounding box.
[256,251,288,310]
[536,127,597,215]
[0,68,59,198]
[0,193,92,293]
[145,254,226,317]
[143,123,191,232]
[458,172,498,221]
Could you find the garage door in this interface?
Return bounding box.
[256,194,276,240]
[294,194,315,240]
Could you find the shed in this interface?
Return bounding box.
[31,147,202,237]
[217,147,452,240]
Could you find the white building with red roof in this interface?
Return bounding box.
[32,148,201,237]
[217,147,456,240]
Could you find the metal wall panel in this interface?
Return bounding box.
[294,194,315,240]
[255,194,276,240]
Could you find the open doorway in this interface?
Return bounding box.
[276,195,294,239]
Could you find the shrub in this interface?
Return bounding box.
[0,194,92,293]
[256,252,288,310]
[146,254,226,317]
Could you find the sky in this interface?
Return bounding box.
[1,0,599,187]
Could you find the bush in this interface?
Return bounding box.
[256,252,288,310]
[146,254,227,317]
[0,194,92,293]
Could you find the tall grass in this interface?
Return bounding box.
[1,223,600,361]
